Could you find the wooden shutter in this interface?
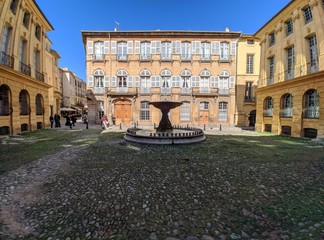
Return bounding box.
[215,76,219,88]
[155,41,161,54]
[230,41,237,55]
[104,76,110,87]
[171,76,176,87]
[111,76,117,87]
[127,76,133,87]
[135,41,140,54]
[211,41,220,55]
[127,41,133,54]
[87,41,93,55]
[192,41,201,54]
[87,75,94,87]
[104,41,110,54]
[176,76,180,87]
[151,41,156,54]
[151,76,156,87]
[111,41,117,54]
[230,76,235,88]
[135,76,140,87]
[156,76,161,87]
[172,41,181,54]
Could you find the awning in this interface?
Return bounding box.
[60,107,76,112]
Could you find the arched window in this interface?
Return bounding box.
[161,69,171,93]
[200,69,211,93]
[117,69,128,88]
[218,102,228,121]
[36,94,44,115]
[93,69,105,88]
[0,85,10,116]
[181,70,191,91]
[19,90,30,115]
[94,41,104,60]
[281,94,293,117]
[304,89,319,118]
[117,41,127,60]
[180,102,190,121]
[140,69,151,93]
[264,97,273,117]
[140,101,150,120]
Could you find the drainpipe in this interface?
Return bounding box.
[234,33,243,127]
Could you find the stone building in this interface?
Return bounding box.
[0,0,60,135]
[255,0,324,138]
[81,30,242,127]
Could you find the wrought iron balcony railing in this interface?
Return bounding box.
[0,51,14,69]
[307,62,319,74]
[284,70,294,80]
[35,70,44,82]
[218,88,229,95]
[303,107,319,118]
[19,62,31,76]
[263,108,273,117]
[280,108,293,118]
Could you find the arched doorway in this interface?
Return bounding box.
[114,99,132,125]
[249,110,256,126]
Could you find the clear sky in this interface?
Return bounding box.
[36,0,290,81]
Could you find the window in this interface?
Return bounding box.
[181,70,191,93]
[200,70,210,93]
[264,97,273,117]
[10,0,18,14]
[93,69,104,88]
[140,69,151,93]
[281,94,293,117]
[201,42,210,60]
[23,11,30,29]
[285,19,293,36]
[140,101,150,120]
[19,39,30,76]
[220,42,229,60]
[304,89,319,118]
[219,71,229,95]
[245,82,254,102]
[1,26,11,54]
[286,46,294,80]
[117,69,128,88]
[161,69,171,93]
[35,25,41,40]
[140,42,151,60]
[33,50,42,80]
[117,42,127,61]
[218,102,228,121]
[246,54,254,74]
[36,94,44,115]
[161,41,171,60]
[269,32,275,47]
[303,6,313,24]
[308,35,318,73]
[268,56,275,85]
[199,101,209,110]
[180,102,190,121]
[19,90,29,115]
[181,42,191,61]
[0,85,10,116]
[94,41,104,60]
[247,39,255,45]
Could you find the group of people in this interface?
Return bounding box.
[49,113,61,128]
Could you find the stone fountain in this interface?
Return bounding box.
[124,100,205,144]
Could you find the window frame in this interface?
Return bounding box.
[246,54,254,74]
[140,101,150,120]
[268,32,275,47]
[303,6,313,24]
[285,18,293,36]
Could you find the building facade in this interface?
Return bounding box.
[82,30,241,127]
[60,67,86,114]
[255,0,324,138]
[0,0,59,135]
[235,35,260,127]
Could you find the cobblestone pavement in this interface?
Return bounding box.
[0,126,323,240]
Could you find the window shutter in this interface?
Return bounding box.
[155,41,161,54]
[87,75,94,87]
[151,76,156,87]
[151,41,156,54]
[135,41,140,54]
[156,76,161,87]
[111,76,117,87]
[230,41,237,55]
[210,76,215,88]
[211,41,220,55]
[127,41,133,54]
[87,41,93,55]
[215,76,219,88]
[230,76,235,88]
[104,76,110,87]
[172,41,181,54]
[171,76,176,87]
[135,76,140,87]
[127,76,133,87]
[104,41,110,54]
[192,41,201,54]
[111,41,117,54]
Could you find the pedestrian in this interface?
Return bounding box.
[65,115,72,129]
[54,113,61,127]
[112,115,116,125]
[49,115,54,128]
[71,115,77,126]
[102,115,108,129]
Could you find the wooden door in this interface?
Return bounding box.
[199,111,209,125]
[114,100,132,125]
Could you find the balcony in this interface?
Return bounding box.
[140,87,151,94]
[181,88,191,94]
[307,62,319,74]
[93,54,104,61]
[161,87,171,94]
[140,55,151,61]
[303,107,319,119]
[199,87,210,94]
[0,51,14,69]
[19,62,31,76]
[117,55,128,61]
[117,87,128,93]
[181,55,191,61]
[244,96,255,103]
[35,70,44,82]
[218,88,229,95]
[263,108,273,117]
[93,87,106,94]
[280,108,293,118]
[161,56,171,61]
[192,88,217,96]
[107,87,137,96]
[285,70,294,80]
[200,55,211,61]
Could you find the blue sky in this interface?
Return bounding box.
[36,0,290,81]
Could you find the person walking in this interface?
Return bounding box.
[49,115,54,128]
[101,115,108,129]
